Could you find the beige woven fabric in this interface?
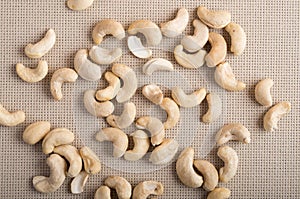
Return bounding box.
[0,0,299,198]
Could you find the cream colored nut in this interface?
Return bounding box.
[197,6,231,29]
[0,103,25,127]
[205,32,227,67]
[80,146,101,174]
[124,130,150,161]
[112,63,137,103]
[142,58,174,76]
[89,46,122,65]
[25,29,56,58]
[128,20,162,46]
[193,160,218,191]
[50,68,78,101]
[96,72,120,101]
[136,116,165,146]
[106,102,136,129]
[176,147,203,188]
[105,176,132,199]
[23,121,51,145]
[67,0,94,11]
[218,145,238,183]
[142,84,164,105]
[207,187,231,199]
[84,89,114,117]
[95,128,128,158]
[171,87,206,108]
[127,36,152,59]
[132,181,164,199]
[92,19,125,45]
[215,123,251,146]
[214,62,246,91]
[225,22,246,56]
[42,128,75,154]
[95,186,111,199]
[202,93,222,123]
[16,61,48,83]
[160,8,189,38]
[263,101,291,132]
[181,19,209,53]
[53,144,82,177]
[33,154,67,193]
[174,45,207,69]
[160,97,180,129]
[255,78,274,107]
[71,170,89,194]
[149,138,179,165]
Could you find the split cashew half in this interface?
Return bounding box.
[124,130,150,161]
[197,6,231,29]
[142,58,174,76]
[104,176,132,199]
[94,186,111,199]
[174,45,207,69]
[67,0,94,11]
[215,123,251,146]
[16,61,48,83]
[205,32,227,67]
[89,46,122,65]
[149,138,179,165]
[127,36,152,59]
[106,102,136,129]
[0,103,25,127]
[225,22,246,56]
[193,160,218,191]
[207,187,231,199]
[202,93,222,123]
[71,170,89,194]
[255,78,274,107]
[171,87,206,108]
[96,71,120,101]
[132,181,164,199]
[142,84,164,105]
[79,146,101,174]
[23,121,51,145]
[160,98,180,129]
[217,145,238,183]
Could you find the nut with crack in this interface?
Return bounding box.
[132,181,164,199]
[70,170,89,194]
[80,146,101,174]
[142,84,164,105]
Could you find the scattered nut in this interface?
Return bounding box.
[205,32,227,67]
[142,58,174,76]
[215,123,251,146]
[207,187,231,199]
[149,138,179,165]
[171,87,206,108]
[142,84,164,105]
[174,44,207,69]
[104,176,132,199]
[95,71,121,101]
[23,121,51,145]
[94,186,111,199]
[16,61,48,83]
[124,130,150,161]
[225,22,246,56]
[79,146,101,174]
[255,78,274,107]
[132,181,164,199]
[127,36,152,59]
[217,145,238,183]
[197,6,231,29]
[71,170,89,194]
[159,97,180,129]
[89,46,122,65]
[0,103,25,127]
[193,160,218,191]
[106,102,136,129]
[202,93,222,123]
[67,0,94,11]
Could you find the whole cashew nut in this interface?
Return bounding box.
[225,22,246,56]
[23,121,51,145]
[207,187,231,199]
[197,6,231,29]
[171,87,206,108]
[174,44,207,69]
[16,61,48,83]
[94,186,111,199]
[96,71,121,101]
[142,58,174,76]
[132,181,164,199]
[79,146,101,174]
[127,36,152,59]
[217,145,238,183]
[104,176,132,199]
[142,84,164,105]
[124,130,150,161]
[0,103,25,127]
[193,160,218,191]
[205,32,227,67]
[149,138,179,165]
[106,102,136,129]
[159,97,180,129]
[202,93,222,123]
[70,170,89,194]
[255,78,274,107]
[89,46,122,65]
[215,123,251,146]
[67,0,94,11]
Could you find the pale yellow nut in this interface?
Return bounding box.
[197,6,231,29]
[16,61,48,83]
[171,87,206,108]
[0,103,25,127]
[105,176,132,199]
[207,187,231,199]
[132,181,164,199]
[193,160,218,191]
[218,145,238,183]
[142,84,164,105]
[205,32,227,67]
[225,22,246,56]
[202,93,222,123]
[124,130,150,161]
[106,102,136,129]
[255,78,274,107]
[94,186,111,199]
[80,146,101,174]
[215,123,251,146]
[89,46,122,65]
[96,71,120,101]
[67,0,94,11]
[23,121,51,145]
[159,97,180,129]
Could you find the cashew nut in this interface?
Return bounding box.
[225,22,246,56]
[16,61,48,83]
[142,84,163,105]
[112,63,137,103]
[84,89,114,117]
[205,32,227,67]
[79,146,101,174]
[149,138,179,165]
[71,170,89,194]
[95,128,128,158]
[0,103,25,127]
[67,0,94,11]
[124,130,150,161]
[174,45,207,69]
[96,71,120,101]
[255,78,274,107]
[193,160,218,191]
[53,144,82,177]
[136,116,165,146]
[127,36,152,59]
[215,123,251,146]
[197,6,231,29]
[181,19,209,53]
[25,29,56,58]
[106,102,136,129]
[263,101,291,132]
[95,186,111,199]
[104,176,132,199]
[160,97,180,129]
[160,8,189,38]
[202,93,222,123]
[132,181,164,199]
[23,121,51,145]
[142,58,174,75]
[89,46,122,65]
[50,68,78,101]
[176,147,203,188]
[214,62,246,91]
[92,19,125,45]
[128,20,162,46]
[217,145,238,183]
[207,187,231,199]
[171,87,206,108]
[33,154,67,193]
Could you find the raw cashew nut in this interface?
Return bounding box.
[79,146,101,174]
[171,87,206,108]
[67,0,94,11]
[142,58,174,76]
[193,160,218,191]
[263,101,291,132]
[181,19,209,53]
[142,84,163,105]
[16,61,48,83]
[174,45,207,69]
[84,89,114,117]
[96,72,120,101]
[207,187,231,199]
[112,63,137,103]
[95,186,111,199]
[215,123,251,146]
[127,36,152,59]
[160,8,189,38]
[225,22,246,56]
[92,19,125,45]
[197,6,231,29]
[25,29,56,58]
[136,116,165,146]
[106,102,136,129]
[53,144,82,177]
[160,98,180,129]
[96,128,128,158]
[176,147,203,188]
[132,181,164,199]
[33,154,67,193]
[71,170,89,194]
[50,68,78,101]
[205,32,227,67]
[42,128,75,154]
[149,138,179,165]
[217,145,238,183]
[124,130,150,161]
[255,78,274,107]
[89,46,122,65]
[214,62,246,91]
[23,121,51,145]
[202,93,222,123]
[104,176,132,199]
[0,103,25,127]
[128,20,162,46]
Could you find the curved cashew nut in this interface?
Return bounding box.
[128,20,162,46]
[127,36,152,59]
[174,45,207,69]
[171,87,206,108]
[71,170,89,194]
[16,61,48,83]
[104,176,132,199]
[217,145,238,183]
[202,93,222,123]
[149,138,179,165]
[193,160,218,191]
[67,0,94,11]
[214,62,246,91]
[112,63,137,103]
[23,121,51,145]
[160,8,189,38]
[84,89,114,117]
[142,84,164,105]
[124,130,150,161]
[0,103,25,127]
[197,6,231,29]
[79,146,101,174]
[207,187,231,199]
[205,32,227,67]
[263,101,291,132]
[255,78,274,107]
[215,123,251,146]
[96,128,128,158]
[89,46,122,65]
[106,102,136,129]
[160,97,180,129]
[50,68,78,101]
[142,58,174,76]
[96,71,121,101]
[95,186,111,199]
[132,181,164,199]
[33,154,67,193]
[176,147,203,188]
[225,22,246,56]
[92,19,125,45]
[25,29,56,58]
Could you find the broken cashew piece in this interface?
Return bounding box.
[197,6,231,29]
[89,46,122,65]
[0,103,25,127]
[202,93,222,123]
[105,176,132,199]
[160,98,180,129]
[142,84,164,105]
[205,32,227,67]
[71,170,89,194]
[193,160,218,191]
[95,186,111,199]
[96,72,120,101]
[174,45,207,69]
[149,138,179,165]
[124,130,150,161]
[23,121,51,145]
[207,187,231,199]
[225,22,246,56]
[255,78,274,107]
[106,102,136,129]
[67,0,94,11]
[127,36,152,59]
[215,123,251,146]
[263,101,291,132]
[217,145,238,183]
[171,87,206,108]
[132,181,164,199]
[16,61,48,83]
[142,58,174,75]
[25,29,56,58]
[80,146,101,174]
